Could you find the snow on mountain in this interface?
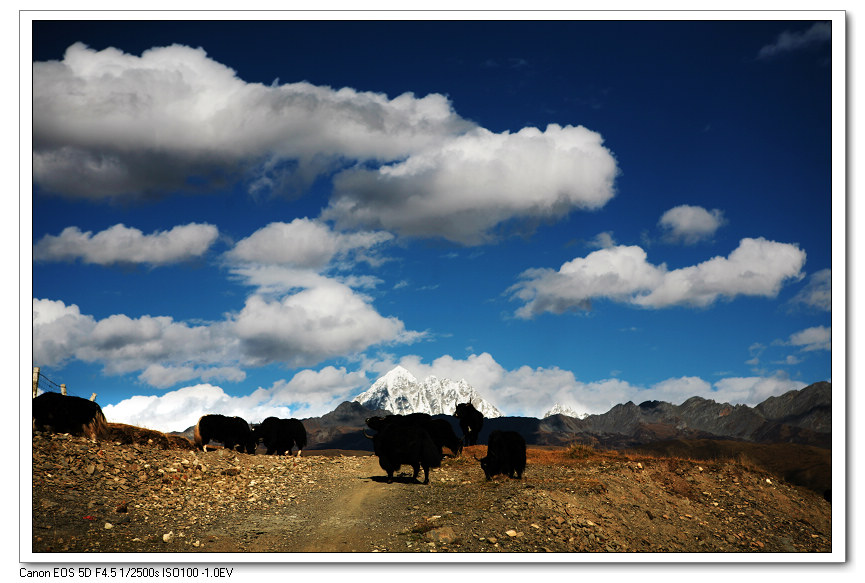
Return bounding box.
[543,403,588,419]
[353,366,503,418]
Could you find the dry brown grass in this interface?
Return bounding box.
[628,438,831,498]
[525,443,613,466]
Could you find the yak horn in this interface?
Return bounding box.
[362,428,374,440]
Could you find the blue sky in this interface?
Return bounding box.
[27,16,839,433]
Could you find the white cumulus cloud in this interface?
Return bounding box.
[323,124,619,244]
[33,223,219,266]
[634,237,806,308]
[658,204,725,244]
[225,218,393,270]
[511,237,806,317]
[33,293,416,389]
[33,300,239,377]
[511,245,665,317]
[788,326,831,352]
[264,366,370,416]
[101,383,292,433]
[711,374,807,404]
[101,366,372,433]
[233,281,416,368]
[34,44,619,243]
[32,298,97,367]
[33,43,473,200]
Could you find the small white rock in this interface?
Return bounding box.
[104,523,113,530]
[163,531,174,543]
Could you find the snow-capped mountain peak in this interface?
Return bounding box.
[376,365,418,388]
[353,367,503,418]
[543,403,588,419]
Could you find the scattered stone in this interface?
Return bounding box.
[425,526,458,544]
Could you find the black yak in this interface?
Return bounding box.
[454,402,484,446]
[253,417,307,457]
[363,420,442,484]
[477,430,526,480]
[194,414,255,453]
[365,414,462,457]
[425,418,463,457]
[32,392,108,440]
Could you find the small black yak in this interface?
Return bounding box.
[477,430,526,480]
[253,417,307,457]
[454,402,484,446]
[194,414,255,453]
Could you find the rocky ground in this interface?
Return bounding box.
[29,429,832,556]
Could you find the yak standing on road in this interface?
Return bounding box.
[454,402,484,447]
[194,414,256,454]
[253,417,307,457]
[477,430,526,480]
[32,392,108,440]
[363,415,442,484]
[366,414,462,457]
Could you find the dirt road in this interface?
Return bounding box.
[203,456,420,553]
[30,432,833,555]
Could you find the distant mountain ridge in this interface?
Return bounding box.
[352,365,503,418]
[305,380,831,451]
[534,381,832,449]
[173,380,831,453]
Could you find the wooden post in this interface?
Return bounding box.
[32,367,40,398]
[90,393,97,402]
[60,384,66,396]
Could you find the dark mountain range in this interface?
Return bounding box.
[174,381,831,453]
[298,381,832,451]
